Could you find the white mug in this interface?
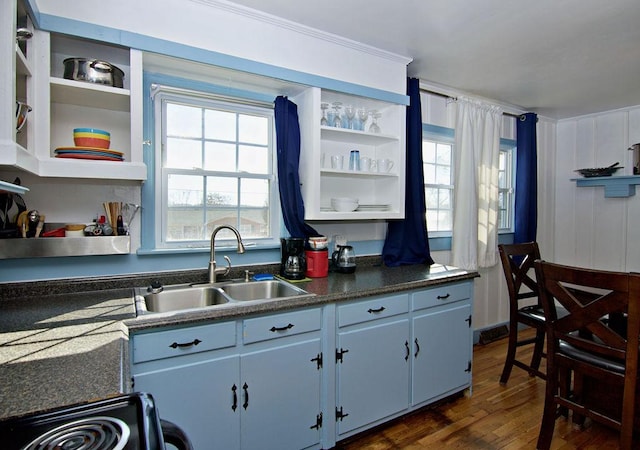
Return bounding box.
[360,157,376,172]
[331,155,344,170]
[378,158,394,173]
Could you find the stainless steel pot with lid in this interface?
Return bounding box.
[63,57,125,88]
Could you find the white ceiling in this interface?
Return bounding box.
[227,0,640,119]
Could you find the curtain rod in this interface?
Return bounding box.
[419,88,531,120]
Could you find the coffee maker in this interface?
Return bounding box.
[280,238,306,280]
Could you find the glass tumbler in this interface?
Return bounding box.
[349,150,360,171]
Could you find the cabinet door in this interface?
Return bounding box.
[134,355,240,450]
[336,318,410,436]
[412,302,472,406]
[240,338,322,450]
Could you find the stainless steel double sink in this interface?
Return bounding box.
[134,279,314,314]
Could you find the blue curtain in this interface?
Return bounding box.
[514,112,538,243]
[382,78,434,267]
[274,96,319,238]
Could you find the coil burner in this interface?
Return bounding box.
[22,416,130,450]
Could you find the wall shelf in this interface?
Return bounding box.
[571,175,640,198]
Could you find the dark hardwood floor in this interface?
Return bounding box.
[335,329,621,449]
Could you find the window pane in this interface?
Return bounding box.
[240,178,269,238]
[204,142,236,172]
[205,109,236,141]
[239,114,268,145]
[425,187,439,209]
[423,141,436,163]
[167,208,205,241]
[438,188,451,208]
[436,143,451,165]
[437,210,452,230]
[206,209,238,236]
[435,164,450,185]
[167,175,205,241]
[168,174,203,206]
[166,138,202,169]
[424,163,436,184]
[239,145,268,174]
[240,178,269,207]
[167,103,202,138]
[206,176,237,207]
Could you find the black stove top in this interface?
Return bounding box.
[0,393,165,450]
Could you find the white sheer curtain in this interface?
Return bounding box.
[451,98,503,270]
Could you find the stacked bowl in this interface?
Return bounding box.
[73,128,111,149]
[331,197,359,212]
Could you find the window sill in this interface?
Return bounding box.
[137,242,281,256]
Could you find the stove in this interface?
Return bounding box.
[0,393,190,450]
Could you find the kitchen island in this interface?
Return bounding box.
[0,261,477,423]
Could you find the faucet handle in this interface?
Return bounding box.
[214,255,233,279]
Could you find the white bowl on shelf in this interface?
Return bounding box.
[331,197,359,212]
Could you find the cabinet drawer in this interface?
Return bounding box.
[243,308,322,344]
[412,282,471,311]
[338,293,409,328]
[132,321,236,364]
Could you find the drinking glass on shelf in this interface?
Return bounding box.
[332,102,343,128]
[344,104,355,129]
[369,110,381,133]
[320,103,329,126]
[357,108,368,131]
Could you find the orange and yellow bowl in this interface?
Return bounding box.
[73,128,110,149]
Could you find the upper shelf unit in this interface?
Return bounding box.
[1,4,146,182]
[294,87,406,220]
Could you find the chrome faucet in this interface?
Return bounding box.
[208,225,246,283]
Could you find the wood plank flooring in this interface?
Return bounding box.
[334,329,621,449]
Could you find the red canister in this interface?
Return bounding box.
[305,249,329,278]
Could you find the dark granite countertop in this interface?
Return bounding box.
[0,289,134,420]
[127,263,478,332]
[0,261,478,420]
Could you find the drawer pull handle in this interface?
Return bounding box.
[243,382,249,410]
[405,340,410,361]
[169,338,201,349]
[270,323,294,332]
[437,293,451,300]
[231,384,238,411]
[414,338,420,358]
[367,306,386,314]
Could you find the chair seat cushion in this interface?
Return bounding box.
[519,305,546,321]
[558,341,625,373]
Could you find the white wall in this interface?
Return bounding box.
[34,0,410,95]
[555,106,640,271]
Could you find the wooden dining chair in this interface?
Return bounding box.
[497,242,546,384]
[534,260,640,450]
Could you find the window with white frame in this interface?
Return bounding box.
[423,125,516,236]
[423,126,454,234]
[498,140,516,231]
[153,88,278,249]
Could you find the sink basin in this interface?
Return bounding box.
[135,279,314,315]
[221,279,308,301]
[141,285,229,313]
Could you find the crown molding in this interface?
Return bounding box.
[189,0,412,65]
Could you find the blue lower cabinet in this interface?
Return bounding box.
[131,308,324,450]
[335,294,411,438]
[134,354,241,449]
[411,302,472,406]
[240,339,322,450]
[336,318,410,436]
